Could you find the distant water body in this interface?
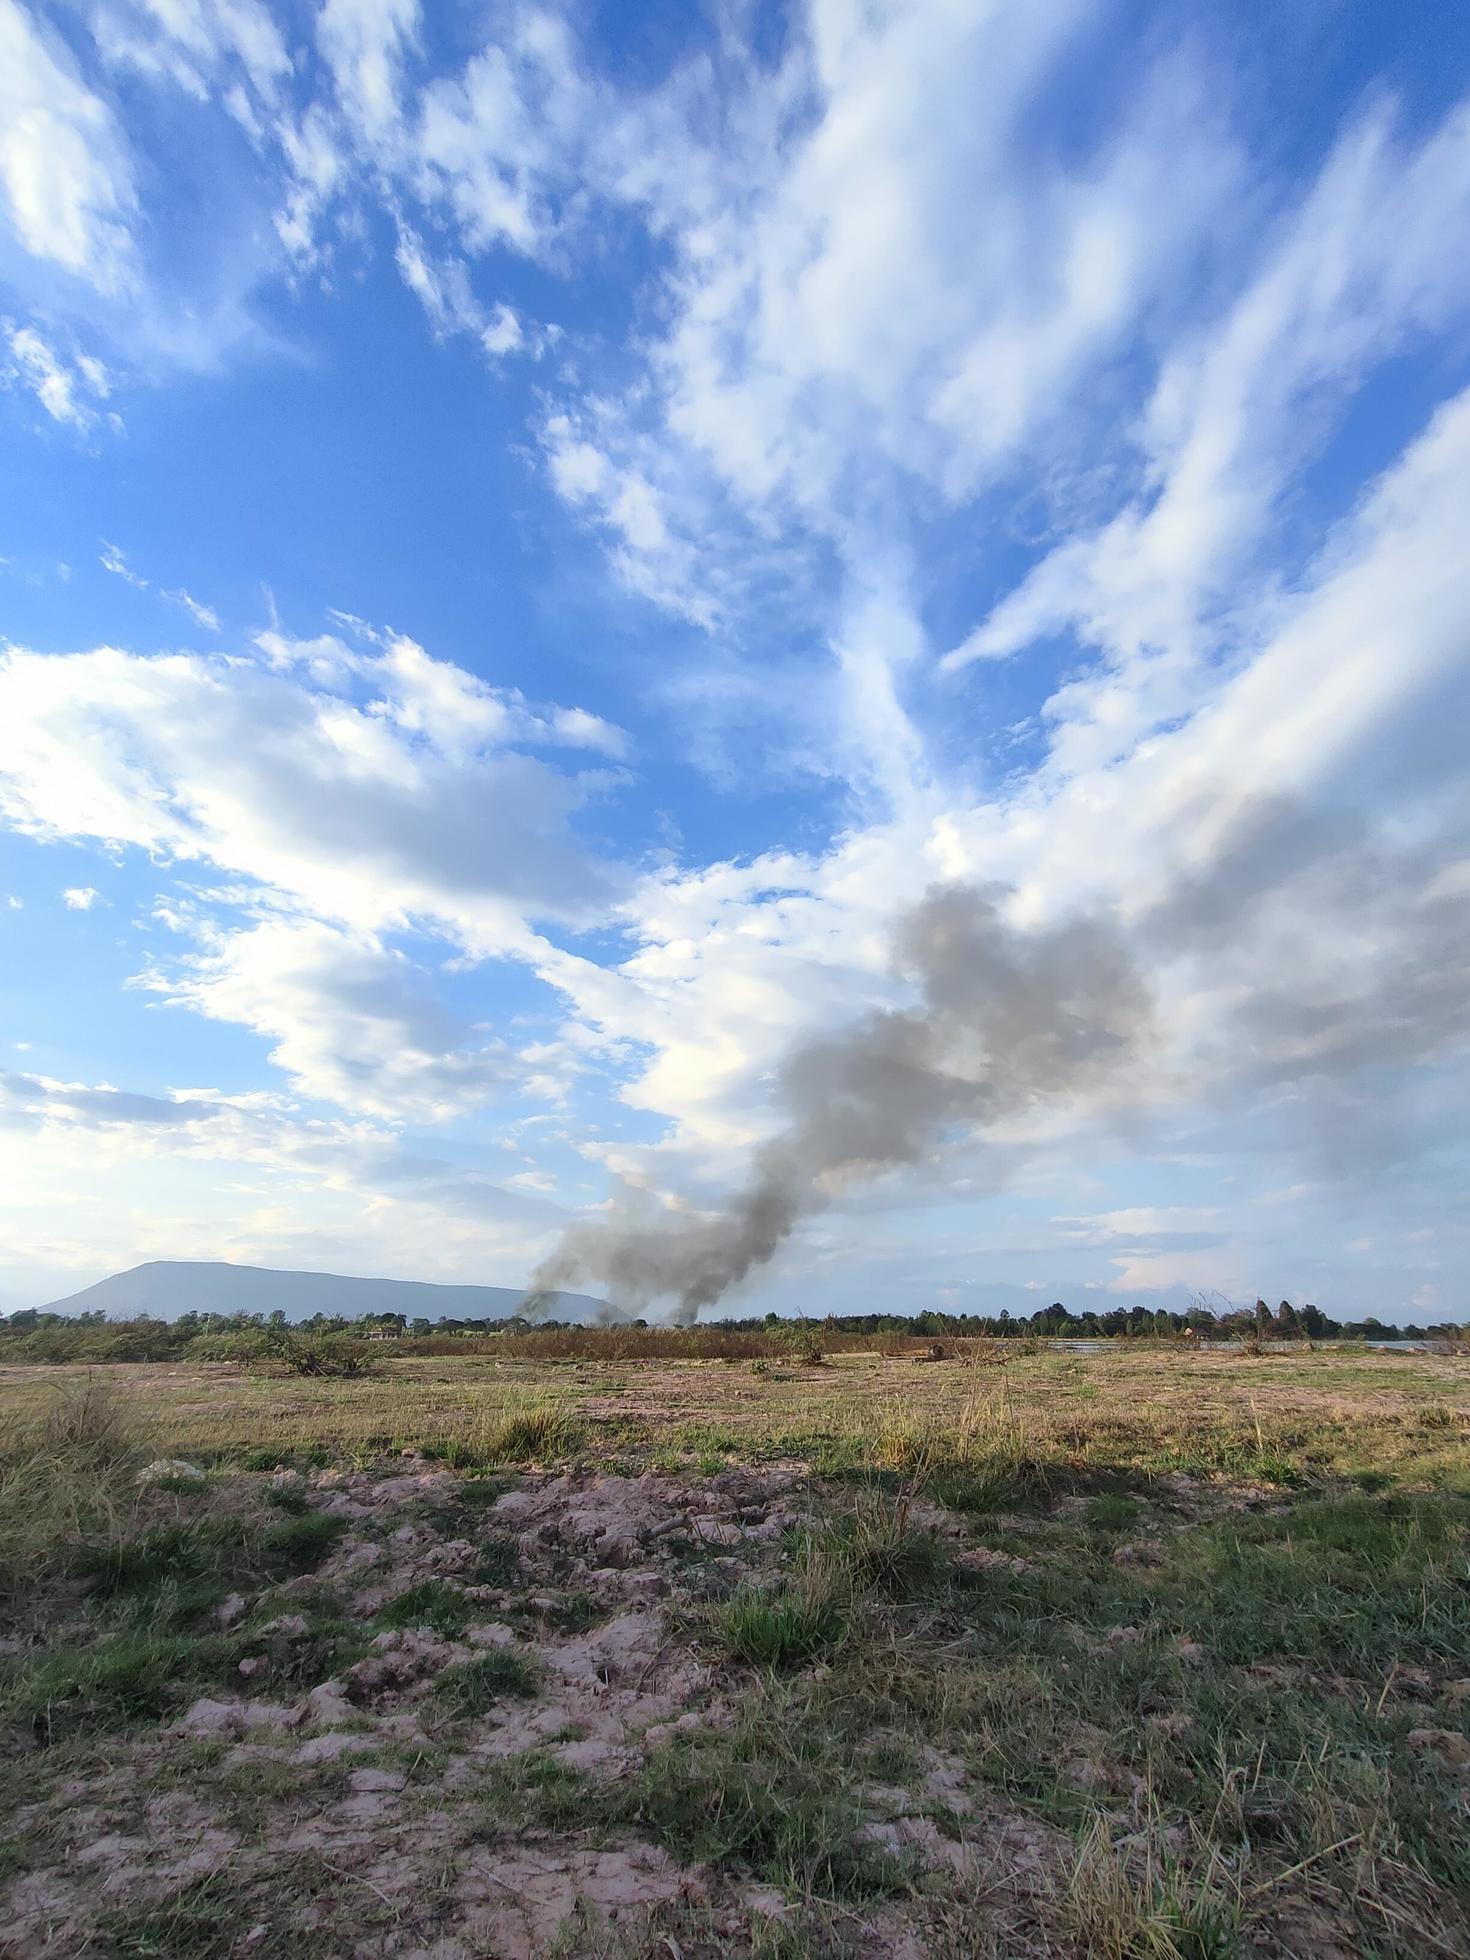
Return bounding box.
[1052,1337,1437,1353]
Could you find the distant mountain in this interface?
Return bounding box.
[37,1260,615,1325]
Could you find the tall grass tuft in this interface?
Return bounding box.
[719,1571,846,1668]
[1058,1814,1240,1960]
[0,1380,143,1603]
[442,1392,583,1467]
[861,1385,1053,1512]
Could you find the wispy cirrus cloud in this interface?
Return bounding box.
[3,321,117,432]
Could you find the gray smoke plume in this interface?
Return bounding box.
[525,883,1152,1321]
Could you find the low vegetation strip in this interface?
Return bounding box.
[3,1293,1464,1367]
[1,1345,1467,1955]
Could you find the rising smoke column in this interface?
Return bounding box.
[525,883,1152,1320]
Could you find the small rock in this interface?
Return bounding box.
[1146,1711,1194,1738]
[743,1885,791,1920]
[1408,1727,1470,1766]
[138,1458,205,1487]
[350,1766,406,1793]
[691,1517,743,1547]
[293,1730,376,1765]
[174,1697,297,1738]
[176,1697,244,1737]
[1177,1639,1207,1666]
[302,1680,356,1727]
[258,1615,311,1640]
[620,1571,669,1601]
[467,1623,517,1649]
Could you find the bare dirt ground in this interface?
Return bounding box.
[2,1344,1468,1956]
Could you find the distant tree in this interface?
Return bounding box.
[1254,1299,1271,1339]
[1275,1299,1300,1337]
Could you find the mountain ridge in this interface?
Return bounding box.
[37,1259,613,1325]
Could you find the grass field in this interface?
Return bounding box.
[2,1340,1467,1957]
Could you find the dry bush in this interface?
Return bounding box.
[411,1325,777,1363]
[403,1323,977,1364]
[247,1328,382,1377]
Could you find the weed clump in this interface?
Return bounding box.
[719,1579,845,1668]
[376,1579,474,1638]
[774,1322,827,1367]
[630,1700,912,1901]
[3,1630,233,1736]
[442,1394,582,1467]
[0,1382,142,1601]
[434,1649,539,1715]
[804,1495,948,1599]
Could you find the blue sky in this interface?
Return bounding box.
[2,0,1468,1321]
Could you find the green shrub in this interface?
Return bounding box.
[261,1512,345,1575]
[249,1328,381,1378]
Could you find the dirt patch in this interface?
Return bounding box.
[450,1841,704,1958]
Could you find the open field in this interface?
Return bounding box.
[2,1342,1468,1957]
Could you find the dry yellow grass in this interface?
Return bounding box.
[1,1342,1464,1487]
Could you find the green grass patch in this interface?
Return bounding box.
[630,1700,912,1901]
[2,1631,233,1736]
[376,1578,474,1638]
[434,1648,539,1715]
[718,1582,845,1668]
[469,1535,521,1586]
[1086,1494,1141,1533]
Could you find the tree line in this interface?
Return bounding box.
[0,1294,1461,1363]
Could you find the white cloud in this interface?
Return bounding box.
[164,587,220,631]
[62,885,100,909]
[527,385,1470,1235]
[946,95,1470,777]
[99,540,147,586]
[480,302,521,358]
[0,632,625,955]
[393,224,531,365]
[139,915,547,1120]
[410,14,584,256]
[91,0,292,109]
[0,0,137,289]
[0,1062,570,1310]
[393,223,484,337]
[317,0,420,150]
[615,7,1236,517]
[3,322,116,433]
